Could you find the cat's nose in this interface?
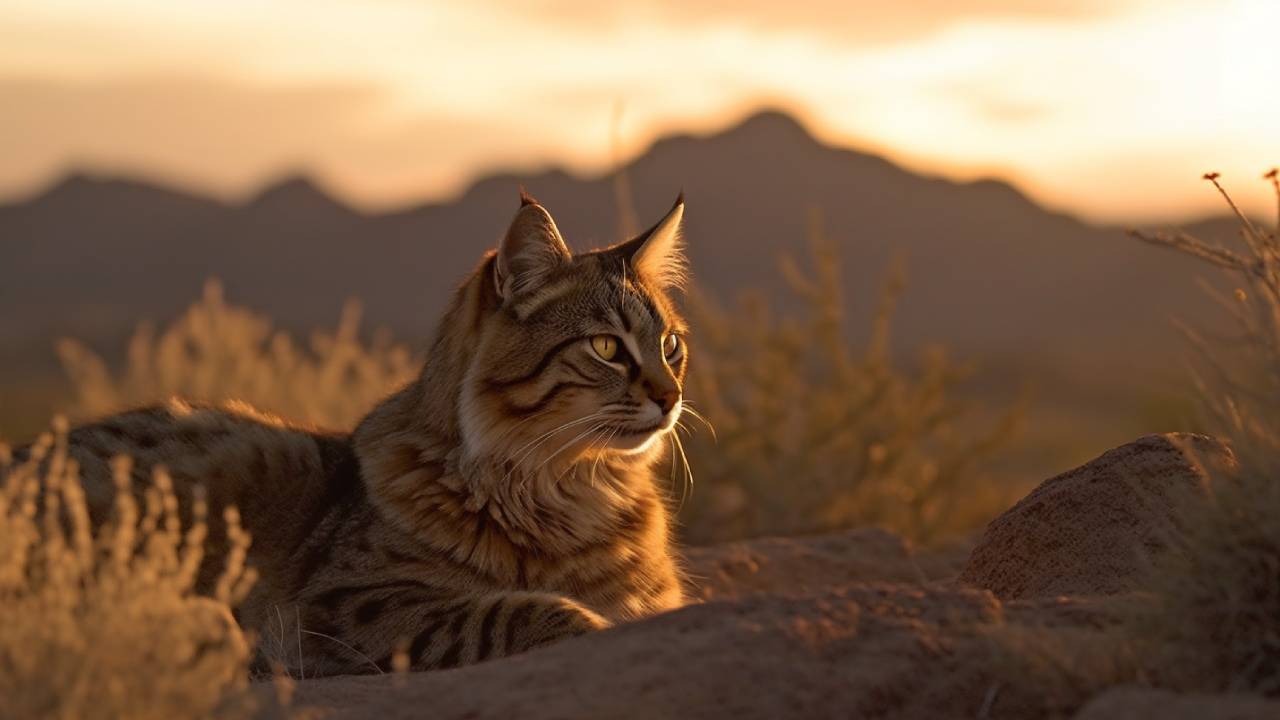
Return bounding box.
[650,389,680,415]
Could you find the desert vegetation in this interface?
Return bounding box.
[0,419,255,719]
[5,172,1279,717]
[679,233,1018,544]
[1,232,1020,715]
[1124,171,1280,695]
[980,170,1280,708]
[50,245,1016,547]
[3,242,1021,717]
[56,280,417,431]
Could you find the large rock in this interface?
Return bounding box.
[267,527,1113,720]
[269,584,1014,720]
[958,433,1234,600]
[684,527,969,601]
[254,435,1259,719]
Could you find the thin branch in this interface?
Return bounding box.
[1128,229,1256,275]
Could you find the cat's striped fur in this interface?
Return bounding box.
[9,193,691,675]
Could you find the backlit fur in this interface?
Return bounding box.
[7,195,691,675]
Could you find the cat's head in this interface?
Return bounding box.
[457,192,689,468]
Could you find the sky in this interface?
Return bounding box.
[1,0,1278,223]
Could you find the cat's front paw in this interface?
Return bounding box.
[507,593,610,654]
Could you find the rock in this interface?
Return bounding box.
[958,433,1234,600]
[268,584,1016,720]
[254,435,1262,719]
[684,527,969,601]
[1073,687,1280,720]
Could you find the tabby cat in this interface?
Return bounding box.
[10,192,691,675]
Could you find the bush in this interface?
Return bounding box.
[52,250,1014,547]
[676,232,1019,545]
[57,280,417,430]
[1127,170,1280,695]
[0,418,256,719]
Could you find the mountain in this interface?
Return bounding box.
[0,110,1242,458]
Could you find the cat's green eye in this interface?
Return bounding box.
[591,335,619,361]
[662,333,682,361]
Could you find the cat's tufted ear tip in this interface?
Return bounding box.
[518,187,540,208]
[672,190,684,209]
[496,192,570,301]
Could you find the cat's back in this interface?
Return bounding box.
[14,399,366,593]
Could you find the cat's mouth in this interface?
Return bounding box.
[614,422,664,437]
[602,413,679,453]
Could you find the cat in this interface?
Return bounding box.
[6,191,691,675]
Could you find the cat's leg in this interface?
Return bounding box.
[283,589,610,675]
[401,590,610,671]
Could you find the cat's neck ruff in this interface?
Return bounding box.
[355,385,661,556]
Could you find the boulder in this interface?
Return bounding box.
[256,434,1259,720]
[958,433,1234,600]
[684,527,969,601]
[269,584,1014,720]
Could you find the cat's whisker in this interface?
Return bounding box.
[678,404,717,441]
[509,412,604,462]
[668,432,678,489]
[556,425,612,483]
[589,427,619,489]
[534,422,608,475]
[503,422,603,492]
[489,411,547,452]
[299,629,385,676]
[501,412,608,485]
[672,432,694,512]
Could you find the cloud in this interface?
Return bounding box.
[0,74,543,205]
[0,0,1275,223]
[487,0,1125,45]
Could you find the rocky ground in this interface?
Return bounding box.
[262,433,1277,719]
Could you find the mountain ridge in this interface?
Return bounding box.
[0,109,1244,452]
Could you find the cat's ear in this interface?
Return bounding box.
[616,193,686,291]
[494,191,572,301]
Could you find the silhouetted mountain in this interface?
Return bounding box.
[0,109,1240,444]
[245,175,359,220]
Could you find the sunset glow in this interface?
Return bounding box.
[2,0,1277,221]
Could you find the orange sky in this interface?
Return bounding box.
[2,0,1278,222]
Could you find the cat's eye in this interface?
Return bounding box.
[662,333,682,361]
[591,335,620,362]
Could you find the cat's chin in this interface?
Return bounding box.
[606,429,665,455]
[603,419,676,455]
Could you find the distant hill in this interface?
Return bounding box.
[0,110,1242,456]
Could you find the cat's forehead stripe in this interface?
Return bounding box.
[512,278,577,319]
[606,275,664,331]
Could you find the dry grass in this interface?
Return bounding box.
[57,279,417,430]
[51,248,1014,547]
[677,229,1020,545]
[1126,170,1280,695]
[974,170,1280,713]
[981,619,1146,719]
[0,418,257,719]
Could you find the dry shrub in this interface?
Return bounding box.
[57,279,417,430]
[1127,170,1280,695]
[54,252,1014,548]
[0,418,256,720]
[966,171,1280,715]
[677,231,1019,545]
[979,619,1146,719]
[1139,442,1280,694]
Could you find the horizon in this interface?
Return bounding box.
[3,0,1278,224]
[1,107,1269,228]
